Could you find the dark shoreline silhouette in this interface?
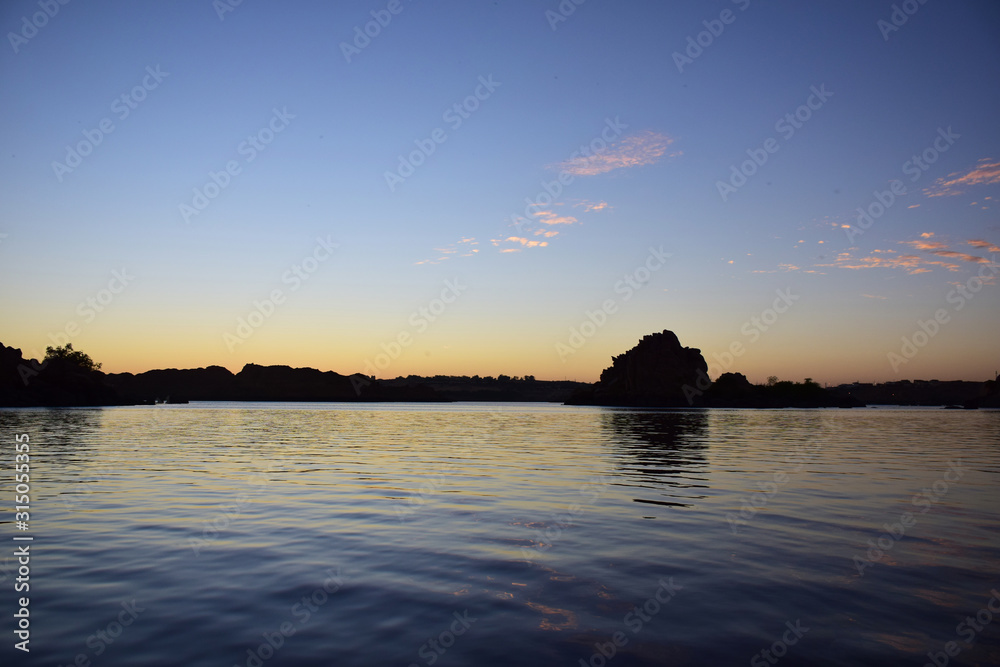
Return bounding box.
[1,339,996,408]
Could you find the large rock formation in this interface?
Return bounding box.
[566,330,708,407]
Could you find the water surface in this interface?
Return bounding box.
[1,404,998,666]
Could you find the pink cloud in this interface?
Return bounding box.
[968,239,1000,253]
[556,131,679,176]
[924,159,1000,197]
[532,210,577,225]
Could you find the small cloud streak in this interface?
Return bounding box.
[904,240,947,251]
[556,131,679,176]
[415,237,479,265]
[969,239,1000,253]
[923,158,1000,197]
[574,200,609,212]
[819,236,998,274]
[820,251,958,274]
[492,236,549,252]
[533,210,577,225]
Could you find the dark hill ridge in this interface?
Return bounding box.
[105,364,440,403]
[1,339,994,408]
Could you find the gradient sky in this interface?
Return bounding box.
[1,0,999,384]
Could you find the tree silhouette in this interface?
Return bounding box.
[44,344,102,371]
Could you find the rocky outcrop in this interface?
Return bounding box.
[564,333,863,408]
[566,330,708,407]
[0,343,132,407]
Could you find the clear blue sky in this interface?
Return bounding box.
[1,0,998,384]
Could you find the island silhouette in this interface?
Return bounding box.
[1,333,997,409]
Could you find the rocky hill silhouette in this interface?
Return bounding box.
[567,331,860,408]
[566,330,709,407]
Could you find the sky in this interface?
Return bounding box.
[1,0,999,385]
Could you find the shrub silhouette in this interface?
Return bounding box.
[44,343,102,371]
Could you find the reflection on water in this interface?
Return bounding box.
[0,403,998,667]
[602,410,709,509]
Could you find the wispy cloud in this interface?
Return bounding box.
[555,131,679,176]
[903,240,947,251]
[532,209,577,225]
[415,237,479,265]
[923,158,1000,197]
[861,294,888,300]
[969,239,1000,253]
[574,200,609,212]
[819,236,997,274]
[819,250,958,274]
[751,263,820,274]
[901,238,992,264]
[491,236,550,253]
[924,249,991,264]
